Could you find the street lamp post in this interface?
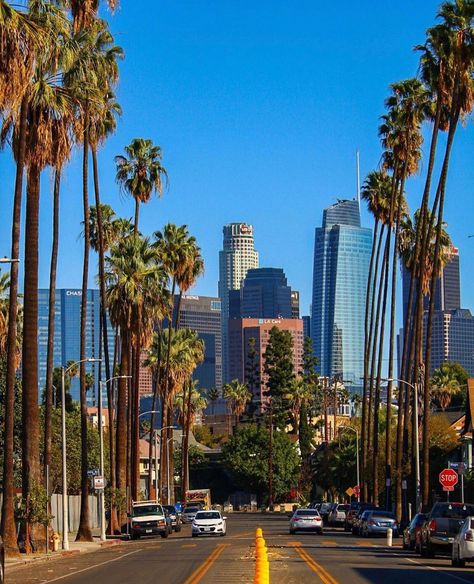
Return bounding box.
[0,258,20,264]
[98,375,131,541]
[61,357,101,551]
[340,426,360,502]
[383,377,420,515]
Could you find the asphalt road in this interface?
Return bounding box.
[8,514,474,584]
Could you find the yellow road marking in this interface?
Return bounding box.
[287,541,303,547]
[294,545,339,584]
[181,544,197,548]
[227,531,254,539]
[321,540,337,546]
[182,544,228,584]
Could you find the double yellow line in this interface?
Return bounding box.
[183,543,227,584]
[294,545,338,584]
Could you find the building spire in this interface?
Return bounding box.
[356,149,361,211]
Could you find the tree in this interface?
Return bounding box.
[222,425,300,503]
[245,336,260,418]
[431,366,462,410]
[222,379,252,423]
[115,138,168,234]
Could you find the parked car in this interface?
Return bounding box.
[328,504,350,527]
[452,516,474,567]
[402,513,427,551]
[192,510,227,537]
[129,501,171,540]
[420,502,474,557]
[344,503,362,532]
[319,502,333,524]
[289,508,323,534]
[352,507,379,535]
[163,504,182,533]
[182,506,201,523]
[360,510,399,538]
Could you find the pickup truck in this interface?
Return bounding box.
[419,502,474,557]
[129,501,171,540]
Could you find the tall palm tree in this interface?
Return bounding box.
[115,138,168,234]
[223,379,252,424]
[431,367,461,411]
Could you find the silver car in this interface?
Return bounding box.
[361,511,399,537]
[289,509,323,534]
[182,506,200,523]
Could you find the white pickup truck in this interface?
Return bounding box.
[129,501,171,540]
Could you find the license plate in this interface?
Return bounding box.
[205,528,211,531]
[146,529,152,533]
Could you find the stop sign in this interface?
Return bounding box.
[439,468,458,491]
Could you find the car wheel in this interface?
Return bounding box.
[175,525,181,533]
[160,530,169,539]
[458,546,466,568]
[131,533,139,540]
[289,529,295,535]
[221,532,226,537]
[402,536,408,550]
[192,533,198,538]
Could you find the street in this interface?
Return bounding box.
[7,513,474,584]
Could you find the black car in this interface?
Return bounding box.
[163,505,182,533]
[402,513,426,551]
[419,502,474,557]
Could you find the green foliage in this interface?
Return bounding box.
[174,444,207,476]
[222,424,300,502]
[16,482,53,527]
[312,438,358,499]
[245,336,260,418]
[193,424,224,448]
[264,327,295,427]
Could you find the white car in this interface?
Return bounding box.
[289,509,323,534]
[452,516,474,567]
[192,510,227,537]
[328,504,350,526]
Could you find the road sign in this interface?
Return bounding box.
[346,487,354,497]
[353,485,360,497]
[93,476,105,490]
[439,468,458,490]
[87,469,99,477]
[449,462,466,475]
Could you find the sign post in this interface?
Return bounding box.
[439,468,458,502]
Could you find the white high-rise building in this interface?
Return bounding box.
[218,223,259,383]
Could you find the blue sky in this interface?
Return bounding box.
[1,0,474,320]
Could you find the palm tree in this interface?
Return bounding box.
[206,387,220,416]
[223,379,252,425]
[431,368,461,411]
[115,138,168,234]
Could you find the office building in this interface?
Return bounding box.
[302,315,311,339]
[228,317,304,408]
[311,199,372,391]
[218,223,259,383]
[291,291,300,319]
[239,267,292,319]
[38,289,115,403]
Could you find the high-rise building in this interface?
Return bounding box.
[311,199,372,391]
[291,291,300,319]
[302,315,311,339]
[218,223,259,383]
[228,317,304,408]
[239,267,292,319]
[38,289,115,403]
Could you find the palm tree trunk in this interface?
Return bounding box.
[361,218,379,502]
[422,103,461,509]
[22,162,42,553]
[44,167,61,493]
[183,379,193,495]
[77,102,93,542]
[116,331,130,527]
[132,341,141,501]
[148,326,163,497]
[133,199,140,235]
[1,95,27,555]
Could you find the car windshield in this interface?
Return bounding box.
[132,505,163,517]
[163,506,176,514]
[432,504,474,519]
[371,512,395,519]
[337,505,350,511]
[184,507,200,513]
[195,512,221,520]
[296,510,320,517]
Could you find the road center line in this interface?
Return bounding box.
[182,544,227,584]
[405,557,474,584]
[294,545,339,584]
[42,549,142,583]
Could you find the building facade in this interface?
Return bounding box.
[228,318,304,408]
[311,199,372,391]
[240,267,292,319]
[38,289,115,403]
[218,223,259,383]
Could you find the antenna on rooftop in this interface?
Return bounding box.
[356,149,361,211]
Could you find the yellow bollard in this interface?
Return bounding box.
[256,527,263,539]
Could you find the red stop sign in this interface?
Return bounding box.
[439,468,458,489]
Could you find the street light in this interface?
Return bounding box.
[166,434,183,505]
[0,257,19,263]
[61,357,101,551]
[98,375,131,541]
[339,426,360,502]
[383,377,420,515]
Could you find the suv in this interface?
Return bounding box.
[419,502,474,557]
[328,504,350,527]
[130,501,171,540]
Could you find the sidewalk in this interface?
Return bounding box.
[5,532,125,568]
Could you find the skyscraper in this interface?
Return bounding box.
[218,223,259,383]
[240,267,292,319]
[38,289,116,403]
[311,199,372,390]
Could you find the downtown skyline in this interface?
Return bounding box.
[2,0,474,326]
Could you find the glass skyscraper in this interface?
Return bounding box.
[240,267,292,319]
[311,199,372,390]
[38,289,116,403]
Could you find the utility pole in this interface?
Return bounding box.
[268,401,274,511]
[323,377,329,443]
[333,376,338,441]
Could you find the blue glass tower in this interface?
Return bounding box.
[38,289,116,404]
[240,268,292,319]
[311,199,372,390]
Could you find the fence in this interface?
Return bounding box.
[50,494,101,533]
